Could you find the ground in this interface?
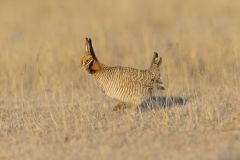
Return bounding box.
[0,0,240,160]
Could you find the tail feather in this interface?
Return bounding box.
[150,52,162,70]
[149,52,165,90]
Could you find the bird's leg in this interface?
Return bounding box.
[113,102,127,111]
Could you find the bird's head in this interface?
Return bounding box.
[81,38,101,73]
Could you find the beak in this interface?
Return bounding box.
[80,58,84,68]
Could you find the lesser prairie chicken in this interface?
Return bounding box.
[81,38,165,111]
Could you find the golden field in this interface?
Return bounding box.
[0,0,240,159]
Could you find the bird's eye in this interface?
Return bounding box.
[84,59,91,65]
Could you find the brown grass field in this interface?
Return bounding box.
[0,0,240,159]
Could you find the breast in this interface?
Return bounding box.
[93,67,151,105]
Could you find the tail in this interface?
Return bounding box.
[150,52,162,70]
[149,52,165,90]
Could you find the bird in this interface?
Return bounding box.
[81,38,165,111]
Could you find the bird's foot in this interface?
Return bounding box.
[113,102,127,111]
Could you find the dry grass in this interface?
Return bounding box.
[0,0,240,159]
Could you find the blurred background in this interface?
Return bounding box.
[0,1,240,160]
[0,0,239,94]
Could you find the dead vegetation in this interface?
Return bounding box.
[0,0,240,159]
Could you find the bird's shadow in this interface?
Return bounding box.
[139,96,189,112]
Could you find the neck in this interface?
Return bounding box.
[89,60,102,73]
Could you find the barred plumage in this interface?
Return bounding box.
[94,66,151,104]
[81,38,165,110]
